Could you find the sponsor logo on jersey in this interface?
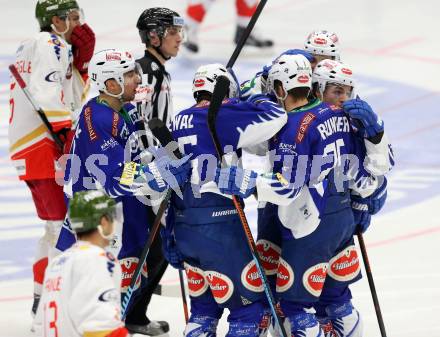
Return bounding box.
[111,112,120,137]
[256,240,281,275]
[84,107,98,141]
[316,116,350,140]
[314,37,328,45]
[327,245,360,282]
[120,161,139,186]
[276,257,294,292]
[302,263,328,297]
[278,142,297,155]
[241,261,264,292]
[184,263,209,297]
[297,75,309,83]
[120,257,148,292]
[194,79,205,87]
[49,34,65,61]
[101,137,118,152]
[106,52,122,61]
[341,68,352,75]
[205,270,234,304]
[98,288,119,303]
[45,70,62,83]
[296,112,316,143]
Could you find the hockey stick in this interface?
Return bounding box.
[227,0,268,68]
[148,117,190,323]
[121,192,167,319]
[9,64,64,150]
[207,76,288,337]
[357,231,387,337]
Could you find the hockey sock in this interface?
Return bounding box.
[236,0,258,27]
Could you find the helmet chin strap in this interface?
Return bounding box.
[154,45,170,61]
[97,224,115,241]
[103,78,125,100]
[51,18,70,40]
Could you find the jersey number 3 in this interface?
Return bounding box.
[44,301,59,337]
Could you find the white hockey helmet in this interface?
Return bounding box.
[88,49,137,99]
[267,54,312,100]
[313,59,355,99]
[192,63,238,100]
[304,30,341,61]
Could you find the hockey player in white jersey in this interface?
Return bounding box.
[34,190,128,337]
[8,0,95,316]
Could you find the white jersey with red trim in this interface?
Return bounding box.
[34,241,125,337]
[8,31,87,180]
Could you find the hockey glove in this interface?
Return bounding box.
[70,23,96,74]
[141,149,191,193]
[351,177,387,233]
[160,208,184,269]
[214,166,257,199]
[343,96,384,139]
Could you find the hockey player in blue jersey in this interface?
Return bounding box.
[213,54,391,337]
[168,63,288,337]
[58,48,191,322]
[310,58,391,336]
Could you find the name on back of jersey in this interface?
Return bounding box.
[316,116,350,140]
[173,113,194,130]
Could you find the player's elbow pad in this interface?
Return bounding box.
[363,132,393,175]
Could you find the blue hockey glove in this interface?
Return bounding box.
[343,96,384,138]
[351,197,372,233]
[351,177,387,233]
[160,226,184,269]
[141,148,191,193]
[160,207,184,269]
[214,166,258,199]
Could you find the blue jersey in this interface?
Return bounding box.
[58,97,150,257]
[64,97,143,198]
[171,96,286,210]
[259,99,373,239]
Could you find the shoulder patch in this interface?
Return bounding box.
[296,112,316,143]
